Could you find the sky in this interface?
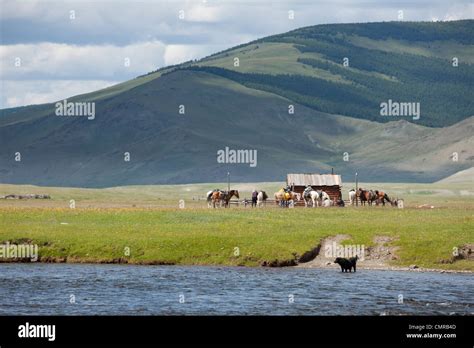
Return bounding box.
[1,0,473,109]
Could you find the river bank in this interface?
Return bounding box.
[1,257,472,274]
[1,207,472,271]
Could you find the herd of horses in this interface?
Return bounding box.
[206,187,398,208]
[348,188,394,206]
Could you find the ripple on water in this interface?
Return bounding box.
[0,264,472,315]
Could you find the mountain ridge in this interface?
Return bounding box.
[0,21,473,187]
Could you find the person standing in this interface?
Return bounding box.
[251,190,258,207]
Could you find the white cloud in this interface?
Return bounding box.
[0,41,167,80]
[164,44,228,66]
[2,80,118,108]
[1,0,473,108]
[0,41,230,108]
[184,4,224,23]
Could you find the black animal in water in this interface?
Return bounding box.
[334,256,358,272]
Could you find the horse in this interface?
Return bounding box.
[348,189,356,205]
[217,190,239,208]
[274,190,286,205]
[210,190,223,208]
[257,191,268,207]
[366,190,378,206]
[303,188,330,207]
[390,197,403,208]
[284,191,299,207]
[374,190,391,206]
[317,190,330,206]
[311,190,330,207]
[357,188,376,206]
[321,198,334,207]
[207,189,220,208]
[305,191,319,207]
[274,189,298,207]
[303,187,317,207]
[356,188,365,205]
[303,190,319,207]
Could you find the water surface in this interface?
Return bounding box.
[0,264,472,315]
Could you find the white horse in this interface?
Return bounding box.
[304,190,319,207]
[207,190,223,208]
[206,190,214,208]
[348,189,356,205]
[257,191,268,207]
[321,198,334,207]
[318,190,330,206]
[304,190,330,207]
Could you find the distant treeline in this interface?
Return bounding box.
[182,57,473,127]
[266,20,474,45]
[164,21,474,127]
[260,21,474,126]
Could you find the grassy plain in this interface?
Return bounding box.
[0,182,472,270]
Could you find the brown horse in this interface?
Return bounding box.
[211,190,239,208]
[357,188,376,206]
[374,190,391,206]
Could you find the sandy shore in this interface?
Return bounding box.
[296,235,473,274]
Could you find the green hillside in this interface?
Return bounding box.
[189,20,474,127]
[0,21,473,187]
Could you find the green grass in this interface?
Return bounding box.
[196,42,352,83]
[1,181,472,207]
[0,182,472,270]
[348,35,474,64]
[199,41,396,83]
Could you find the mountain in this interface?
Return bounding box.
[436,167,474,184]
[1,21,473,187]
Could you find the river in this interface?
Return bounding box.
[0,264,472,315]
